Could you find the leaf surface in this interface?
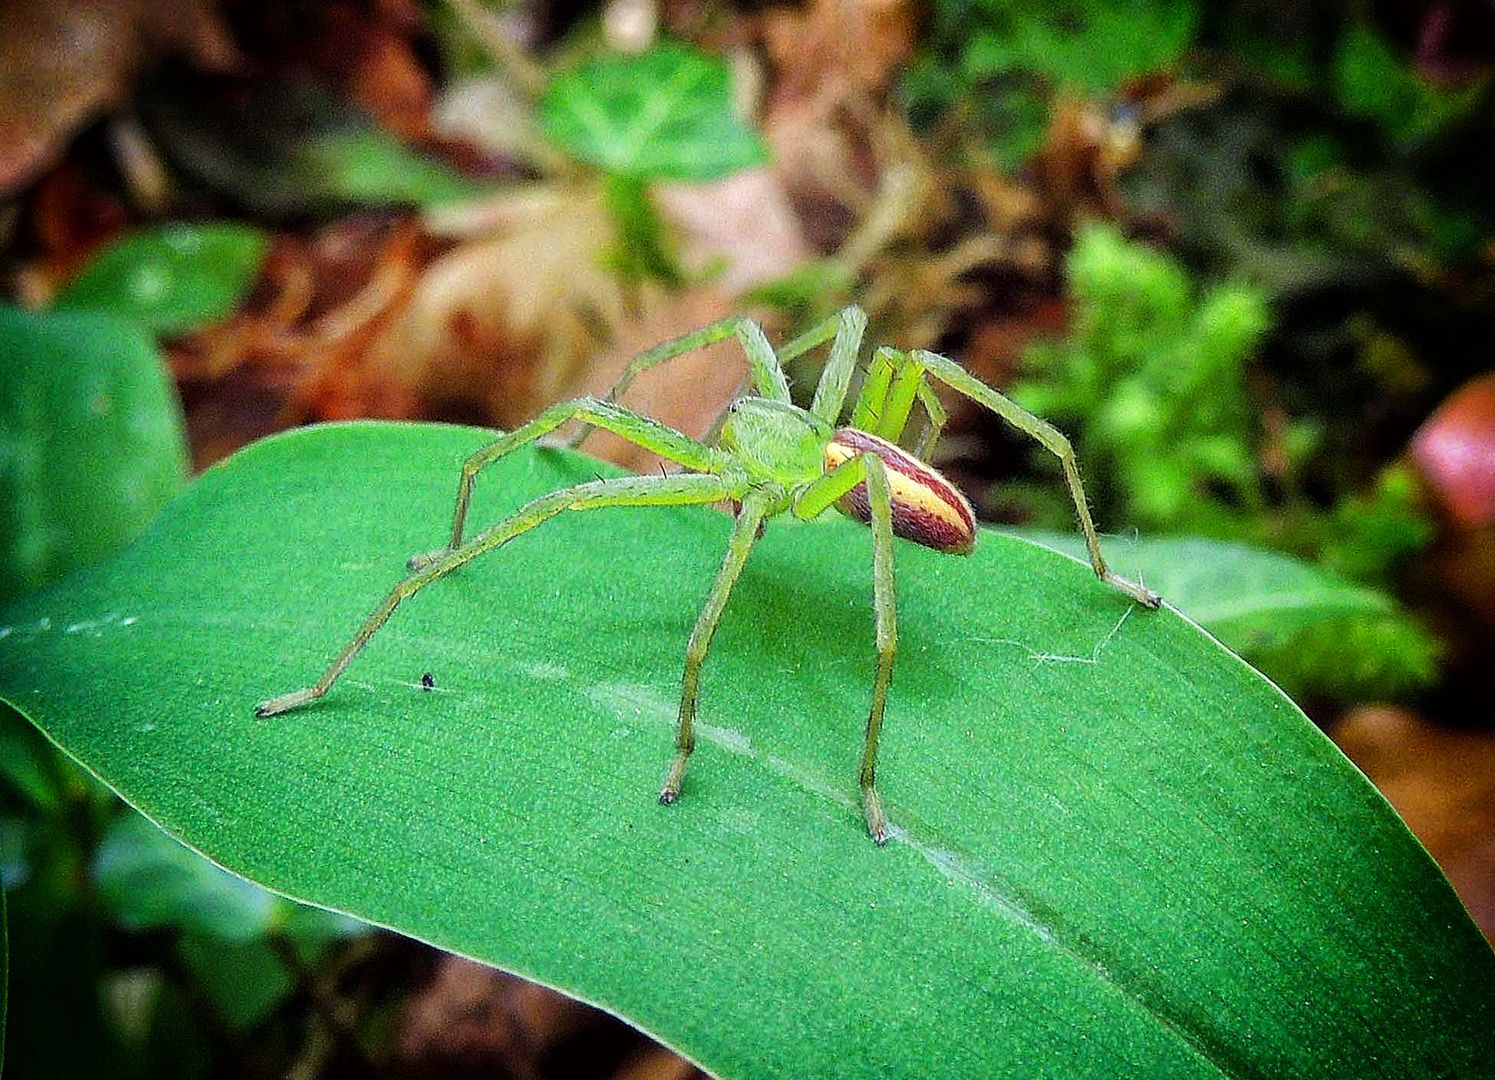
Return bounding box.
[0,305,187,602]
[541,43,769,181]
[54,223,269,335]
[0,423,1491,1078]
[1011,530,1438,698]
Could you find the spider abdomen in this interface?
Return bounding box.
[825,429,977,555]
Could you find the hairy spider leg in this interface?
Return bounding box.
[565,316,793,452]
[410,398,726,571]
[792,451,898,843]
[778,305,868,426]
[846,346,947,458]
[255,474,737,719]
[698,305,871,449]
[659,488,776,806]
[908,347,1161,609]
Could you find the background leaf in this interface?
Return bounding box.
[540,43,769,181]
[960,0,1198,93]
[143,80,483,218]
[1,881,7,1076]
[92,810,370,1029]
[53,223,269,335]
[94,811,279,943]
[1010,531,1439,699]
[0,305,187,603]
[0,423,1490,1077]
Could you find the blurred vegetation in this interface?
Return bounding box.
[1,0,1492,1075]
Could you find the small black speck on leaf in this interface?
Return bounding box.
[421,672,435,690]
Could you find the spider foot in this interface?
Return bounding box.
[659,751,690,804]
[862,785,890,845]
[1103,571,1162,610]
[255,688,319,717]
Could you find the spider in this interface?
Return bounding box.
[256,306,1160,844]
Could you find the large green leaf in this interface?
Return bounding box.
[540,43,769,181]
[0,423,1490,1077]
[53,224,270,336]
[0,305,187,602]
[1010,531,1438,699]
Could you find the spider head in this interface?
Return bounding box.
[719,398,833,487]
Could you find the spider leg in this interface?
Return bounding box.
[909,348,1161,609]
[848,346,898,434]
[688,306,869,449]
[860,456,898,845]
[911,381,948,461]
[566,314,793,450]
[791,453,898,844]
[849,345,948,458]
[659,489,774,806]
[412,397,726,571]
[256,473,736,718]
[779,306,867,426]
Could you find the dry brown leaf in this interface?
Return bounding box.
[432,75,548,171]
[655,167,812,295]
[369,182,629,427]
[0,0,237,195]
[960,298,1070,387]
[393,955,585,1080]
[344,28,436,142]
[761,0,916,103]
[292,3,436,142]
[1333,705,1495,943]
[753,1,1053,356]
[168,216,427,466]
[393,953,702,1080]
[609,1045,709,1080]
[758,2,914,251]
[13,164,131,303]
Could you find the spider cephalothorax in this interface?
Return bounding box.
[257,306,1159,843]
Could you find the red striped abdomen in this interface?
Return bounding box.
[824,429,977,555]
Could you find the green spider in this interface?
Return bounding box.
[256,306,1160,843]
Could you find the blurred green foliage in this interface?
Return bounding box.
[540,41,771,286]
[1013,225,1273,535]
[1332,25,1486,145]
[906,0,1490,182]
[906,0,1197,162]
[54,224,269,336]
[540,43,768,182]
[1006,226,1438,697]
[1,880,6,1073]
[94,813,371,1029]
[0,306,187,602]
[143,81,483,218]
[1012,225,1433,573]
[0,294,367,1076]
